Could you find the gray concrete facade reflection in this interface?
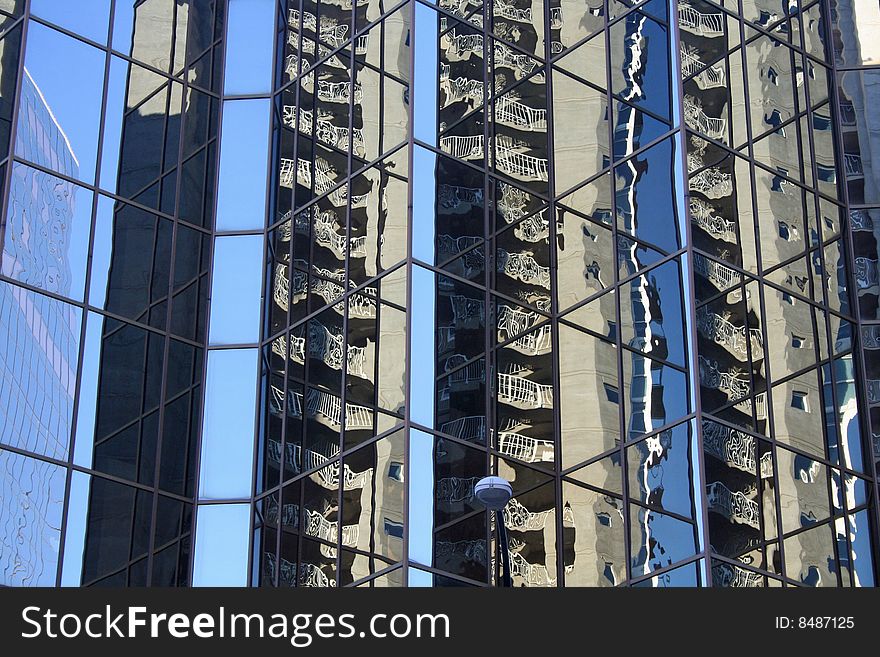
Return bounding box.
[0,0,877,587]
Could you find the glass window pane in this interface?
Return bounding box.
[199,348,258,499]
[224,0,274,94]
[30,0,110,44]
[16,21,105,184]
[0,280,81,460]
[0,449,65,586]
[193,503,250,586]
[208,235,264,345]
[215,99,271,231]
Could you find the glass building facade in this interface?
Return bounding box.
[0,0,878,587]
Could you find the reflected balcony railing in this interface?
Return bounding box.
[690,197,737,242]
[866,379,880,406]
[495,95,548,132]
[507,324,552,356]
[497,248,552,288]
[703,420,773,477]
[849,209,873,231]
[734,392,767,421]
[438,183,484,212]
[442,28,484,61]
[436,476,482,504]
[698,355,751,400]
[855,257,880,290]
[839,102,857,126]
[712,561,764,587]
[265,433,369,491]
[497,372,554,409]
[679,3,724,37]
[494,139,550,182]
[498,304,542,339]
[440,134,484,160]
[684,95,727,142]
[696,306,764,360]
[844,153,863,178]
[435,539,488,566]
[503,497,554,531]
[304,509,359,547]
[680,45,726,89]
[513,209,551,243]
[693,253,740,291]
[284,104,366,157]
[689,165,733,199]
[497,431,555,463]
[494,0,532,23]
[493,41,542,80]
[449,294,486,327]
[497,182,533,222]
[508,545,556,586]
[440,75,485,107]
[277,262,378,318]
[862,325,880,349]
[549,6,563,29]
[439,415,486,442]
[707,481,761,528]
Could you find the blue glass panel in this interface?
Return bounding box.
[2,161,92,302]
[413,3,438,146]
[193,503,251,586]
[0,281,81,460]
[30,0,111,44]
[215,99,271,231]
[409,265,436,426]
[408,567,434,586]
[208,235,264,345]
[407,428,434,566]
[60,470,90,586]
[850,510,876,587]
[72,312,103,468]
[199,348,258,499]
[97,56,128,194]
[87,195,115,309]
[0,449,65,586]
[412,146,437,264]
[16,21,105,184]
[224,0,275,95]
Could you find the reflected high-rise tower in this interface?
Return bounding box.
[0,0,878,587]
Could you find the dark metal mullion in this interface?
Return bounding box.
[820,0,880,586]
[23,13,224,103]
[275,0,409,98]
[256,421,405,503]
[793,13,847,588]
[703,408,877,481]
[480,0,496,584]
[144,0,186,585]
[5,154,213,234]
[676,2,727,586]
[53,0,119,587]
[185,0,228,586]
[599,5,634,585]
[0,0,29,275]
[334,0,357,588]
[729,0,789,582]
[400,0,419,585]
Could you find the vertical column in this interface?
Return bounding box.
[407,0,439,582]
[830,0,880,586]
[192,0,275,587]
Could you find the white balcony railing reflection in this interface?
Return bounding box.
[679,2,724,37]
[707,481,760,528]
[497,372,554,409]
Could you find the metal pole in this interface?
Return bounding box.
[496,509,512,587]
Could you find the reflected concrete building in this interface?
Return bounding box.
[0,0,878,587]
